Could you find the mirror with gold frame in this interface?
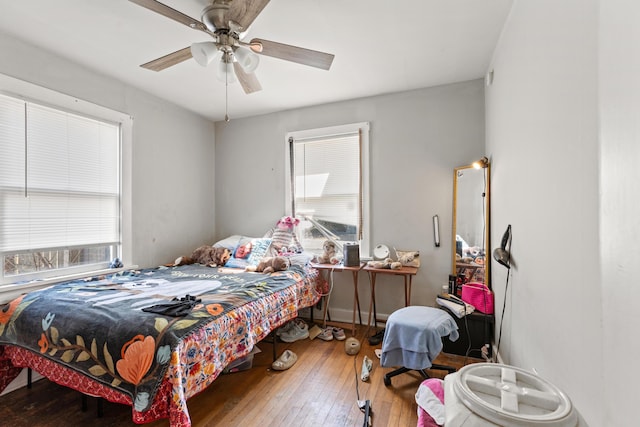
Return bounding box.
[452,160,490,288]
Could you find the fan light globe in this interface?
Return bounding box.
[216,60,237,84]
[234,47,260,73]
[190,42,219,67]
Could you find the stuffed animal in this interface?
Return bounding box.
[265,216,303,254]
[313,240,340,264]
[246,256,290,274]
[174,246,231,268]
[366,258,402,270]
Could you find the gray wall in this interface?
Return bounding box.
[486,0,640,425]
[215,80,485,321]
[0,32,217,269]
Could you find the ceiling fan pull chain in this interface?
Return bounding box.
[224,69,230,122]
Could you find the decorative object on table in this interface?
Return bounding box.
[343,242,360,267]
[312,239,340,264]
[461,282,494,314]
[373,244,390,260]
[394,248,420,267]
[367,258,402,270]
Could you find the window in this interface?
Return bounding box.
[286,122,370,258]
[0,85,129,286]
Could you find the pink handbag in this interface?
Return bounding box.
[461,282,494,314]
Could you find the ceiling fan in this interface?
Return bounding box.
[129,0,335,96]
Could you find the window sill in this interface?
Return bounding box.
[0,265,138,304]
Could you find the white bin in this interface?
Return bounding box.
[444,363,580,427]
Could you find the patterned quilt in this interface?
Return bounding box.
[0,264,314,415]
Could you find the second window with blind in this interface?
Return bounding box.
[286,122,370,259]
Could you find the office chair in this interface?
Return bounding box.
[380,306,458,386]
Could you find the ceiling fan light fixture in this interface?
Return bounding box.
[190,42,220,67]
[234,46,260,73]
[216,58,237,84]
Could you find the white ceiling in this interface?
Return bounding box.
[0,0,512,122]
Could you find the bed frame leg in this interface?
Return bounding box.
[97,398,104,418]
[81,394,88,412]
[272,331,277,361]
[27,368,32,389]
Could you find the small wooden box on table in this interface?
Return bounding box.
[310,262,364,336]
[364,264,418,330]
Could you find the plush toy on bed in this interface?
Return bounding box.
[265,216,303,255]
[312,240,341,265]
[174,245,231,268]
[246,256,290,274]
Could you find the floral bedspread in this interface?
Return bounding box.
[0,264,320,425]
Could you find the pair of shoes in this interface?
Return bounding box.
[275,321,293,337]
[331,327,346,341]
[272,349,297,371]
[317,327,334,341]
[280,320,310,342]
[276,318,308,338]
[361,355,373,381]
[368,328,385,345]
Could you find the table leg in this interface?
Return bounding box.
[404,274,409,306]
[366,272,375,332]
[350,271,358,336]
[370,272,378,328]
[353,271,362,325]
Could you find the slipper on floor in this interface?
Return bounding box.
[361,355,373,382]
[271,349,297,371]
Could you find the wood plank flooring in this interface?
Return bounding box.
[0,322,482,426]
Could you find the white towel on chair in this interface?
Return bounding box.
[381,306,459,370]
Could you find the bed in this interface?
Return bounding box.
[0,260,321,426]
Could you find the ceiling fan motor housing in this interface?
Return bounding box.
[202,2,230,32]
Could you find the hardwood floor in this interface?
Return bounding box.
[0,322,482,426]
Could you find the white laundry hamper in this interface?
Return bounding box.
[444,363,580,427]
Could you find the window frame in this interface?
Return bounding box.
[0,73,132,298]
[284,122,370,259]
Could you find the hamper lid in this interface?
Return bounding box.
[452,363,577,426]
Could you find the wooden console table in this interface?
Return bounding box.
[310,262,364,336]
[364,264,418,329]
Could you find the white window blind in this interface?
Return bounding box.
[292,134,361,232]
[0,94,120,254]
[287,122,370,257]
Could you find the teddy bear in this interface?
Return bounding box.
[246,256,290,274]
[174,245,231,268]
[312,240,341,264]
[265,216,303,255]
[366,258,402,270]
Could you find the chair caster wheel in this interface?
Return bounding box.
[383,375,391,387]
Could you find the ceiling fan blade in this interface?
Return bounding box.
[250,38,334,70]
[141,47,193,71]
[233,62,262,94]
[229,0,270,32]
[129,0,207,32]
